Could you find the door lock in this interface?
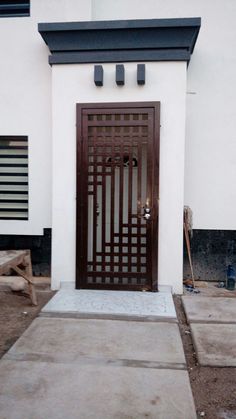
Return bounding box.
[143,206,151,220]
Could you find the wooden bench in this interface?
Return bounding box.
[0,250,37,306]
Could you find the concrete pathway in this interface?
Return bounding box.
[0,291,197,419]
[182,295,236,367]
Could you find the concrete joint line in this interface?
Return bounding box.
[39,312,178,323]
[3,352,187,371]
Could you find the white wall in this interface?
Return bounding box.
[93,0,236,230]
[0,0,92,235]
[51,62,187,293]
[1,0,235,291]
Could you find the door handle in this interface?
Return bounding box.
[143,205,151,220]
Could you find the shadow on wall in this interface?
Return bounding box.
[0,229,51,276]
[183,230,236,282]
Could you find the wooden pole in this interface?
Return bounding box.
[184,210,195,288]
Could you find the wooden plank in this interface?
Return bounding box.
[92,139,98,271]
[110,123,115,273]
[119,128,124,274]
[79,283,150,291]
[137,132,142,273]
[87,262,146,267]
[0,250,27,275]
[101,137,106,274]
[0,249,37,305]
[87,120,149,127]
[127,133,133,273]
[87,271,147,278]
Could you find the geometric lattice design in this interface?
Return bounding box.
[77,104,160,291]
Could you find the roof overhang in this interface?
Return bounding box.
[38,17,201,66]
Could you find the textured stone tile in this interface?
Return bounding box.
[42,289,176,321]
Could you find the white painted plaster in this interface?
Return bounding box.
[1,0,235,292]
[51,62,186,293]
[0,0,92,235]
[93,0,236,230]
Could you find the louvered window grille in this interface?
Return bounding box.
[0,136,28,220]
[0,1,30,17]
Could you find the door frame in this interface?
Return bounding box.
[76,102,160,291]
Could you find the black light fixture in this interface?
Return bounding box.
[137,64,145,85]
[94,65,103,86]
[116,64,125,86]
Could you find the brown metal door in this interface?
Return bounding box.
[76,102,160,291]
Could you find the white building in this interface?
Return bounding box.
[0,0,235,294]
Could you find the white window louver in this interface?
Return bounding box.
[0,136,28,220]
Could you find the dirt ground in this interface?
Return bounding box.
[0,287,55,359]
[0,286,236,418]
[174,295,236,419]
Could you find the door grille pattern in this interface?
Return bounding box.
[78,108,156,290]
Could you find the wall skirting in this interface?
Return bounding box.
[0,228,235,283]
[0,229,51,276]
[183,230,236,282]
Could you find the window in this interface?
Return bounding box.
[0,1,30,17]
[0,136,28,220]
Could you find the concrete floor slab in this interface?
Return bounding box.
[0,359,196,419]
[42,290,176,321]
[182,296,236,324]
[191,323,236,367]
[4,317,186,368]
